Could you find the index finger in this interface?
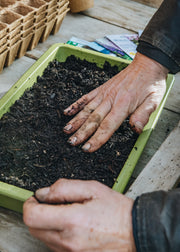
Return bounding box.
[23,197,80,230]
[64,88,98,116]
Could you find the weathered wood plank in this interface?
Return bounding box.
[165,72,180,114]
[131,109,180,179]
[83,0,157,32]
[126,120,180,199]
[0,208,50,252]
[132,0,163,8]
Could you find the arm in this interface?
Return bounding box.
[63,0,180,153]
[63,53,168,152]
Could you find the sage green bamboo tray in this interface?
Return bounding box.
[0,44,174,213]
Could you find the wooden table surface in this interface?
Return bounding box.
[0,1,180,251]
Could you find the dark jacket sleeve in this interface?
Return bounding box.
[137,0,180,74]
[132,189,180,252]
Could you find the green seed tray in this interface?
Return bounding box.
[0,43,174,213]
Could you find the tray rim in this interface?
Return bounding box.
[0,43,175,212]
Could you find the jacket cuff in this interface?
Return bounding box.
[137,41,180,74]
[132,191,168,252]
[132,189,180,252]
[132,197,141,252]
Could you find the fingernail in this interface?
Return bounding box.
[35,187,50,202]
[82,143,91,151]
[64,107,71,114]
[64,124,72,131]
[134,121,144,131]
[68,136,77,145]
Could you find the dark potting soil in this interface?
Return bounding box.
[0,56,138,191]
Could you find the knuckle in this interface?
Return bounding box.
[129,113,137,124]
[55,178,68,187]
[99,120,111,131]
[88,113,101,128]
[76,98,87,110]
[48,178,69,198]
[88,180,106,193]
[83,105,94,114]
[145,99,158,114]
[53,178,68,191]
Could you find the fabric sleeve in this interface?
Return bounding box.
[132,189,180,252]
[137,0,180,74]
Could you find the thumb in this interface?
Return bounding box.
[129,93,161,133]
[35,179,103,204]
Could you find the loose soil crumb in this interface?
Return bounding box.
[0,56,138,191]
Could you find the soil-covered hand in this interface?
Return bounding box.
[63,52,168,152]
[23,179,136,252]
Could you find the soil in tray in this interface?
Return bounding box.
[0,56,138,191]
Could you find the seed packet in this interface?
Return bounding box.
[95,37,132,60]
[106,34,137,59]
[67,36,115,56]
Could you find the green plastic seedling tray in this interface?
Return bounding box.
[0,44,174,213]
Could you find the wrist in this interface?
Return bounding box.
[128,198,137,252]
[120,197,137,252]
[133,52,169,78]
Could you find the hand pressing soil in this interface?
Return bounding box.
[0,56,138,191]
